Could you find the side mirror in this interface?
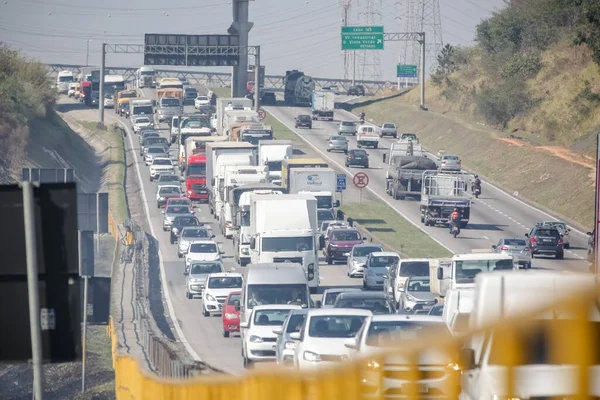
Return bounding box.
[524,233,529,237]
[240,322,248,329]
[460,348,476,370]
[217,243,225,254]
[289,332,301,341]
[491,245,497,250]
[362,237,367,241]
[250,237,256,250]
[437,268,443,280]
[211,234,216,239]
[316,300,322,308]
[234,304,240,312]
[273,327,283,335]
[334,200,341,207]
[344,338,358,350]
[183,271,189,276]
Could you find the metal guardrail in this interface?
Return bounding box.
[106,276,600,399]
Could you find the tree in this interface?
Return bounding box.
[575,0,600,66]
[431,44,458,87]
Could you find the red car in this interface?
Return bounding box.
[222,291,242,338]
[162,197,194,213]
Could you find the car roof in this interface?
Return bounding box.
[189,239,217,245]
[369,252,400,257]
[307,308,373,317]
[353,243,383,249]
[369,314,443,323]
[153,157,172,162]
[323,287,362,294]
[252,304,303,311]
[159,184,180,189]
[207,272,243,278]
[336,291,388,300]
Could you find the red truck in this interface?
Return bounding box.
[185,154,208,202]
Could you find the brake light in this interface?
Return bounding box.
[441,161,447,164]
[523,247,530,252]
[499,246,509,251]
[530,237,537,244]
[349,155,354,158]
[564,231,569,236]
[558,238,564,245]
[457,161,461,164]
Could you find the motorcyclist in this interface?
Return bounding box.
[472,174,482,194]
[359,111,366,123]
[449,208,461,234]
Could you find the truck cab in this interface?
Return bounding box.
[185,154,207,203]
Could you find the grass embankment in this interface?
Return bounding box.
[77,121,128,223]
[341,202,451,258]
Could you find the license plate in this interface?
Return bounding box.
[401,384,428,394]
[272,345,277,351]
[343,252,350,256]
[197,190,207,194]
[543,239,552,243]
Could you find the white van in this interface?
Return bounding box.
[240,263,310,328]
[357,124,379,149]
[462,270,600,399]
[56,70,74,94]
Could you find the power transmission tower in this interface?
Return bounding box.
[355,0,383,82]
[395,0,443,80]
[339,0,353,81]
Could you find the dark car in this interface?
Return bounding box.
[347,85,365,96]
[184,87,198,105]
[170,216,201,244]
[525,225,564,259]
[333,291,394,315]
[197,105,215,116]
[323,226,364,264]
[345,149,369,168]
[295,114,312,129]
[118,101,130,117]
[260,91,276,105]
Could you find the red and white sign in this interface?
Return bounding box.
[353,172,369,189]
[257,109,266,120]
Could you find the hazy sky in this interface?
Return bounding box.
[0,0,506,80]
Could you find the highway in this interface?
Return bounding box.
[113,88,588,375]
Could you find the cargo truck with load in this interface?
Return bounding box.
[311,90,335,121]
[130,99,154,118]
[220,165,269,238]
[233,186,283,266]
[283,70,315,106]
[287,167,338,213]
[179,135,228,169]
[386,155,437,200]
[224,111,259,140]
[249,193,320,292]
[420,170,471,227]
[216,98,253,136]
[206,142,257,218]
[258,140,293,185]
[281,158,328,193]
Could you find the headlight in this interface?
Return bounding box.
[224,313,238,319]
[190,278,198,283]
[186,258,192,263]
[171,228,179,234]
[205,293,215,301]
[303,351,321,362]
[249,335,263,343]
[284,341,297,350]
[241,247,250,255]
[366,359,380,371]
[406,293,417,301]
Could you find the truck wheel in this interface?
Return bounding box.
[357,144,362,148]
[374,144,378,149]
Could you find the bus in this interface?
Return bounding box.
[136,66,156,88]
[56,71,74,94]
[103,75,126,108]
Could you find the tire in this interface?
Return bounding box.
[203,307,209,317]
[365,164,369,168]
[453,230,458,238]
[363,280,368,289]
[526,262,531,269]
[564,243,570,249]
[186,292,192,299]
[309,287,317,294]
[556,251,564,259]
[374,144,378,149]
[345,162,349,167]
[178,252,182,258]
[223,329,230,338]
[344,150,348,155]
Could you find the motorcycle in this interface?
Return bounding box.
[473,185,481,199]
[450,223,460,238]
[359,117,365,124]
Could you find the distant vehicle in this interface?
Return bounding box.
[379,122,398,138]
[145,147,169,166]
[322,226,365,265]
[492,237,532,269]
[170,215,203,244]
[202,272,243,317]
[139,130,159,146]
[294,114,312,129]
[539,221,571,248]
[347,85,365,96]
[363,251,401,290]
[398,276,436,314]
[260,91,276,105]
[400,133,418,142]
[327,135,348,154]
[317,287,363,308]
[67,82,78,97]
[338,120,357,136]
[184,260,224,299]
[56,70,74,94]
[184,87,198,105]
[525,225,564,259]
[345,149,369,168]
[177,225,214,257]
[439,154,462,171]
[283,70,315,106]
[274,308,308,366]
[222,291,242,337]
[162,205,193,231]
[194,95,210,108]
[132,116,154,134]
[136,66,156,88]
[346,244,384,278]
[156,174,181,192]
[155,184,181,208]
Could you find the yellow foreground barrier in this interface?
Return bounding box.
[108,211,119,241]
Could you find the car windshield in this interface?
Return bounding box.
[153,159,171,165]
[502,239,527,246]
[227,293,241,306]
[247,284,308,309]
[159,175,179,183]
[534,229,559,237]
[182,228,209,238]
[190,262,222,275]
[335,297,392,315]
[455,259,515,284]
[317,209,335,221]
[143,132,159,139]
[159,187,180,195]
[261,236,313,252]
[166,206,189,215]
[286,314,306,333]
[161,98,180,106]
[407,277,430,292]
[253,309,291,326]
[187,165,206,176]
[148,147,164,154]
[324,290,359,305]
[366,321,447,346]
[331,230,361,241]
[173,217,198,226]
[298,115,311,121]
[370,256,400,268]
[342,121,355,126]
[353,246,383,257]
[383,123,395,128]
[352,150,367,156]
[196,96,208,101]
[189,243,217,253]
[168,199,190,206]
[136,118,150,124]
[330,136,346,142]
[207,276,242,289]
[399,261,430,277]
[308,315,367,338]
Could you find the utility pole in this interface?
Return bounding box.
[98,43,106,129]
[419,32,426,110]
[254,46,260,112]
[339,0,353,80]
[229,0,252,97]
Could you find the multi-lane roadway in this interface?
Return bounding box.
[107,87,588,375]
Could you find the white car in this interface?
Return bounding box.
[194,95,210,108]
[202,272,243,316]
[210,113,217,130]
[103,95,114,108]
[290,308,372,370]
[345,314,453,398]
[185,240,222,269]
[67,82,78,97]
[132,116,154,133]
[177,226,215,258]
[240,305,302,368]
[149,157,174,181]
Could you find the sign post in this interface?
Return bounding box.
[342,26,384,51]
[353,172,369,204]
[397,64,418,78]
[257,109,266,121]
[336,174,347,206]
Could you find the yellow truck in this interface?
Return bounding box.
[281,158,328,192]
[114,89,138,114]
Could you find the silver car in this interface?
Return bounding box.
[161,204,190,231]
[139,130,159,145]
[178,226,215,258]
[327,135,349,154]
[492,237,532,268]
[145,146,169,165]
[184,260,224,299]
[318,287,362,309]
[540,221,571,248]
[347,244,384,277]
[439,154,461,171]
[156,174,181,191]
[363,252,400,289]
[132,116,154,133]
[338,120,357,135]
[379,122,397,138]
[274,308,308,366]
[399,275,436,314]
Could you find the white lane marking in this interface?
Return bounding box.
[482,236,489,240]
[264,108,454,254]
[106,111,203,362]
[337,108,591,239]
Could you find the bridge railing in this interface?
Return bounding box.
[107,273,600,399]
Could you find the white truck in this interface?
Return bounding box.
[206,142,257,218]
[441,288,474,336]
[430,253,517,299]
[249,193,320,292]
[462,270,600,400]
[238,124,274,145]
[180,115,212,138]
[234,188,284,266]
[130,99,153,118]
[220,165,269,238]
[356,125,380,149]
[215,98,253,136]
[288,167,338,212]
[258,140,293,185]
[311,90,335,121]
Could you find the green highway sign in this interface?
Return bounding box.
[397,64,418,78]
[341,26,384,50]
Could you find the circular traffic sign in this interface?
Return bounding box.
[385,81,392,89]
[257,109,266,120]
[353,172,369,189]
